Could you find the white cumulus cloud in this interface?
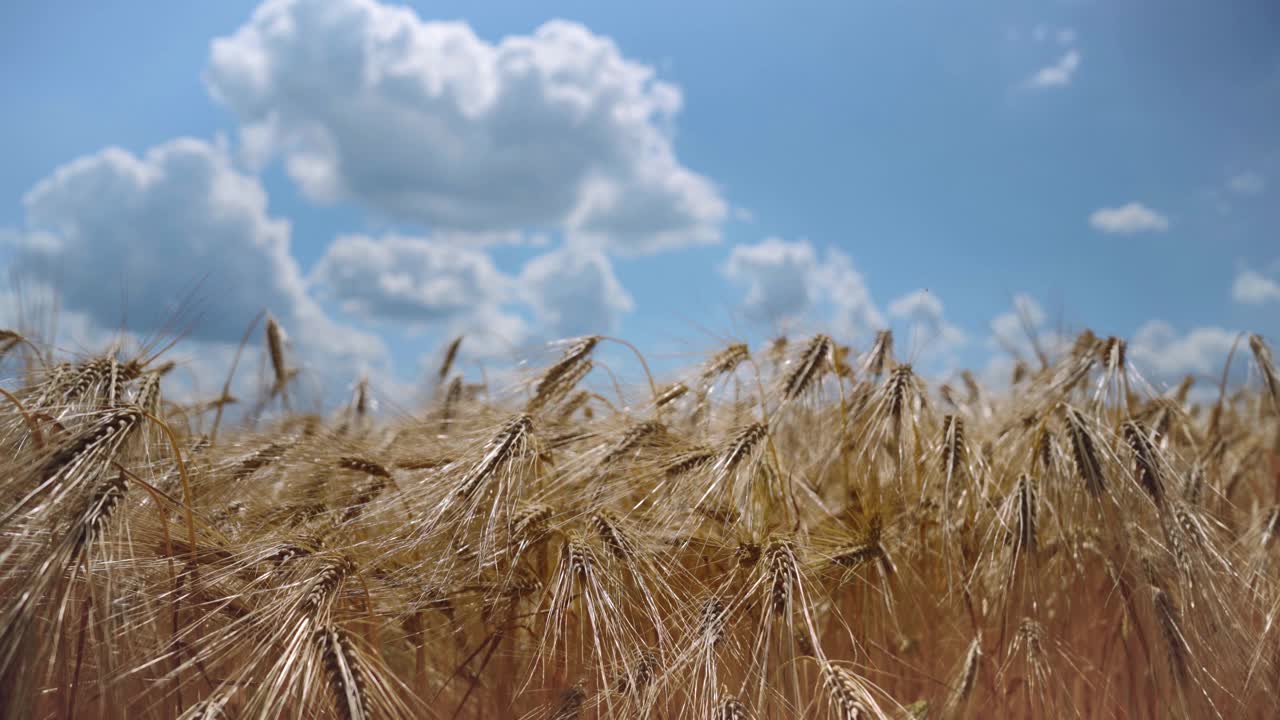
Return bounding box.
[1129,321,1239,379]
[1232,268,1280,305]
[519,246,634,338]
[8,137,387,391]
[311,234,510,324]
[980,293,1074,388]
[887,289,967,352]
[310,233,639,350]
[722,238,818,326]
[1089,202,1170,234]
[887,290,944,323]
[722,238,884,340]
[990,293,1047,344]
[206,0,725,253]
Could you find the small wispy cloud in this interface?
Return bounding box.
[1229,172,1266,196]
[1030,24,1076,46]
[1089,202,1170,234]
[1027,49,1081,88]
[1020,22,1080,90]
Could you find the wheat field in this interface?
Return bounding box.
[1,322,1279,719]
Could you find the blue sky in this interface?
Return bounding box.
[2,0,1278,401]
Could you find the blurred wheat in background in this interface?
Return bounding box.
[2,320,1279,718]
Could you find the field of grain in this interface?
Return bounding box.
[1,324,1278,718]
